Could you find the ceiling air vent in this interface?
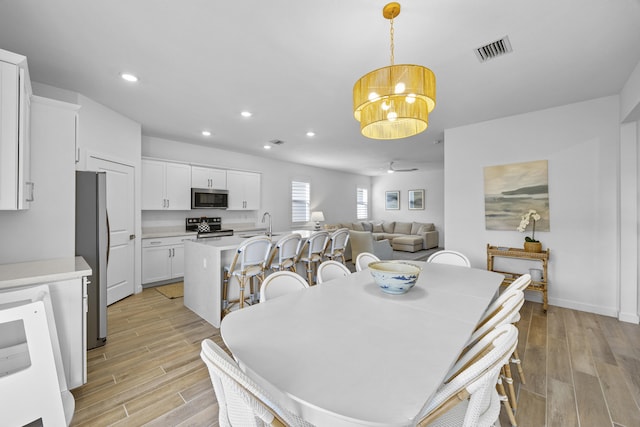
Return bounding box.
[269,139,285,145]
[475,36,512,63]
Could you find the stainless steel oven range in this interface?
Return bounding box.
[185,217,234,238]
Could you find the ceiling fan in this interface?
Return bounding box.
[387,161,418,173]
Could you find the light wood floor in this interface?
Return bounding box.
[70,288,640,426]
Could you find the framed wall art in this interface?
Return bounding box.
[483,159,550,231]
[408,189,425,210]
[385,190,399,210]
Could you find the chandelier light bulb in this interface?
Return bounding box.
[406,94,416,104]
[381,101,390,111]
[394,82,405,94]
[368,92,379,101]
[387,111,398,121]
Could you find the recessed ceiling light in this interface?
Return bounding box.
[241,111,252,118]
[306,131,315,137]
[120,73,138,82]
[202,130,211,136]
[263,145,271,150]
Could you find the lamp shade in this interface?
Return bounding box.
[353,64,436,140]
[310,211,325,222]
[353,3,436,140]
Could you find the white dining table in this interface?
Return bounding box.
[220,261,504,427]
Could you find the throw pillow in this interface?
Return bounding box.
[352,222,365,231]
[411,222,424,235]
[372,223,383,233]
[394,222,412,235]
[362,222,373,232]
[382,221,395,233]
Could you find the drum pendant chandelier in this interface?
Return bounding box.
[353,2,436,140]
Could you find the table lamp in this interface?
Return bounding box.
[310,211,325,231]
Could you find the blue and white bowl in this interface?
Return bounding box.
[369,261,421,295]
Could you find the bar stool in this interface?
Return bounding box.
[0,285,74,426]
[266,233,302,273]
[223,236,272,316]
[323,228,350,265]
[297,230,329,285]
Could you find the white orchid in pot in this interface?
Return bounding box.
[517,209,543,252]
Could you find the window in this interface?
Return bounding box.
[356,187,368,220]
[291,180,310,222]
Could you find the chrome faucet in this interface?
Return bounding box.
[261,211,272,238]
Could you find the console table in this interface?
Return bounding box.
[486,244,550,312]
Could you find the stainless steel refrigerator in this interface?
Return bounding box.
[76,170,108,349]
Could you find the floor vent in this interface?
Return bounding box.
[475,36,512,62]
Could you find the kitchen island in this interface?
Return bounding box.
[184,231,312,328]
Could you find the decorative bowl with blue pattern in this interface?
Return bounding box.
[368,261,421,295]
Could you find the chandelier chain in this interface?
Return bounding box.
[389,15,395,65]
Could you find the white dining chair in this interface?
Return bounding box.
[267,233,302,273]
[223,235,272,315]
[316,260,351,284]
[260,271,309,303]
[465,290,525,426]
[200,339,314,427]
[355,252,380,272]
[0,285,75,426]
[482,273,531,412]
[417,324,518,427]
[427,250,471,267]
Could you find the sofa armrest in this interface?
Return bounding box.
[419,231,439,250]
[373,239,393,260]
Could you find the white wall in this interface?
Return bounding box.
[0,97,78,263]
[444,96,621,317]
[74,94,143,291]
[142,136,371,232]
[371,169,445,247]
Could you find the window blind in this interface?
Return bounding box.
[291,181,310,222]
[356,187,368,220]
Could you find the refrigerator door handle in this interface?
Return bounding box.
[106,211,111,265]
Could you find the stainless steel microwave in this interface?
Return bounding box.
[191,188,228,209]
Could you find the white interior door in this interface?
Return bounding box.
[87,156,135,305]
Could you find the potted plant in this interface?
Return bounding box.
[517,209,542,252]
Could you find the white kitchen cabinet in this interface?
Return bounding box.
[227,170,261,210]
[0,257,90,390]
[141,159,191,210]
[142,235,192,284]
[0,48,33,210]
[192,166,227,189]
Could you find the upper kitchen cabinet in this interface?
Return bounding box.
[142,159,191,210]
[0,49,33,210]
[191,166,226,189]
[227,170,260,210]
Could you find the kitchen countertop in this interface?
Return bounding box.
[0,256,92,289]
[142,223,267,239]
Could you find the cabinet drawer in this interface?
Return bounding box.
[142,235,194,247]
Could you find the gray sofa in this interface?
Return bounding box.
[325,221,439,253]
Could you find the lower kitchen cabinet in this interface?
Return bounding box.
[0,257,90,390]
[142,235,192,284]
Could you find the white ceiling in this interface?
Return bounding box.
[1,0,639,176]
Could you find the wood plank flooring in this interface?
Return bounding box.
[70,288,640,426]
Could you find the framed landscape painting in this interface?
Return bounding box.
[408,189,425,210]
[385,191,399,210]
[483,160,550,231]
